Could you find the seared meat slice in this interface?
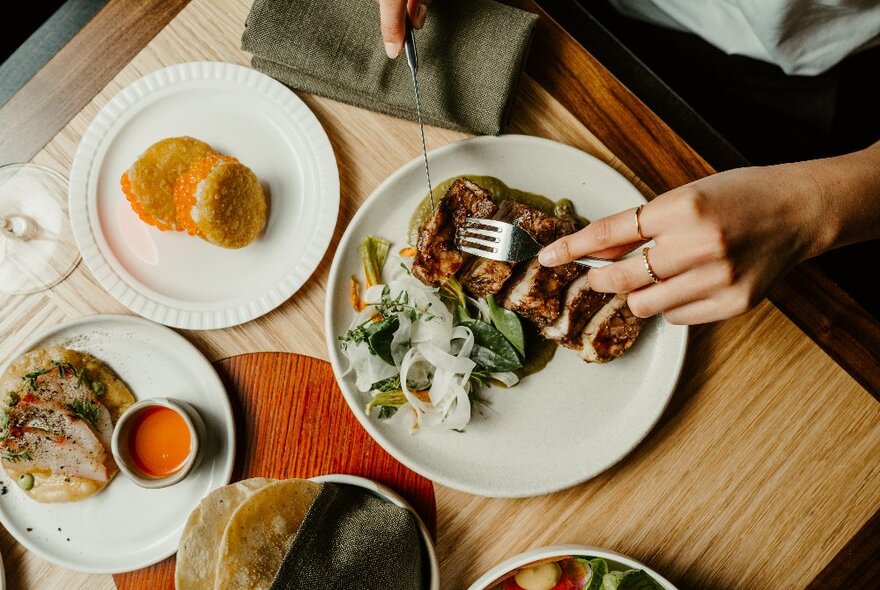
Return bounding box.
[541,274,613,346]
[412,179,498,287]
[460,201,558,298]
[499,259,584,326]
[496,201,584,326]
[1,398,115,482]
[578,294,644,363]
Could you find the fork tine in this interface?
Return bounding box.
[464,217,506,230]
[457,227,501,241]
[460,245,508,261]
[459,236,501,250]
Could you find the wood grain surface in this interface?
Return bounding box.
[113,352,436,589]
[0,0,190,165]
[0,0,876,589]
[510,0,880,399]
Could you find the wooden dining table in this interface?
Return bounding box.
[1,0,878,588]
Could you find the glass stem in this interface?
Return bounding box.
[1,215,29,239]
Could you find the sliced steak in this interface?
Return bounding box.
[412,179,498,287]
[460,201,558,298]
[497,200,585,326]
[498,258,584,326]
[541,274,613,346]
[578,294,644,363]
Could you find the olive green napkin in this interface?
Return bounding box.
[241,0,538,135]
[270,482,428,590]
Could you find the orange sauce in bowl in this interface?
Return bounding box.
[128,406,191,477]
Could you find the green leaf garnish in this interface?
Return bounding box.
[486,294,525,356]
[463,320,523,372]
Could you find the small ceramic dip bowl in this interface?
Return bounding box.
[111,398,206,489]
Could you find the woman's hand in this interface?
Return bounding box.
[376,0,432,58]
[538,163,839,324]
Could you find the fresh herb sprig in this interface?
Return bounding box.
[339,286,440,350]
[0,447,31,463]
[67,399,100,427]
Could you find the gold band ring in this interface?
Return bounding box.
[635,205,647,241]
[642,246,661,284]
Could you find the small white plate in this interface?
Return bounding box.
[326,135,688,498]
[69,62,339,329]
[0,314,235,574]
[468,544,678,589]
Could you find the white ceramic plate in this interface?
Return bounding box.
[0,314,235,573]
[326,135,688,497]
[69,62,339,329]
[468,544,678,589]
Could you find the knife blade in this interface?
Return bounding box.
[404,24,434,212]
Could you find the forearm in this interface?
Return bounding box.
[796,139,880,257]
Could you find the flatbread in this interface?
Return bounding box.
[175,478,276,590]
[1,347,135,502]
[214,479,322,590]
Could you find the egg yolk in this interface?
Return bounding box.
[128,406,191,477]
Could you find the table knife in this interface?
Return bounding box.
[404,24,434,212]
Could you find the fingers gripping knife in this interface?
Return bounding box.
[404,23,435,212]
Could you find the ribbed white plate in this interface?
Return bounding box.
[326,135,688,498]
[69,62,339,329]
[0,314,235,574]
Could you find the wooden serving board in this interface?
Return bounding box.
[113,352,436,589]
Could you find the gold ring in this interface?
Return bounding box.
[635,205,647,241]
[642,246,661,283]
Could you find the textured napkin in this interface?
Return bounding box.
[270,482,428,590]
[241,0,538,135]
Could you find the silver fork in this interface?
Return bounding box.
[457,217,635,268]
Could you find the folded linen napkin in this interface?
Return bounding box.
[270,482,428,590]
[242,0,538,135]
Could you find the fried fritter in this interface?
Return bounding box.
[121,137,218,230]
[175,155,267,249]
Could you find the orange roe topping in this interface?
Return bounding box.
[173,154,238,237]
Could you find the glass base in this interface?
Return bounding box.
[0,164,80,295]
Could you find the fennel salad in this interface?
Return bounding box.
[339,235,547,433]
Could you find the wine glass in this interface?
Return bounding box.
[0,163,80,295]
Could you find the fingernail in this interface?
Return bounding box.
[414,3,428,28]
[538,246,559,266]
[384,42,400,59]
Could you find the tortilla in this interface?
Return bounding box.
[175,478,276,590]
[1,347,135,502]
[214,479,322,590]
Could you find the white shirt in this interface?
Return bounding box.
[608,0,880,75]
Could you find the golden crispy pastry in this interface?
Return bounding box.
[121,137,218,231]
[175,154,267,249]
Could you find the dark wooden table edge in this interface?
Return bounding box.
[1,2,876,588]
[522,0,880,400]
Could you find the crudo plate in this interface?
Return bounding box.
[69,62,339,329]
[0,314,235,573]
[325,135,688,498]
